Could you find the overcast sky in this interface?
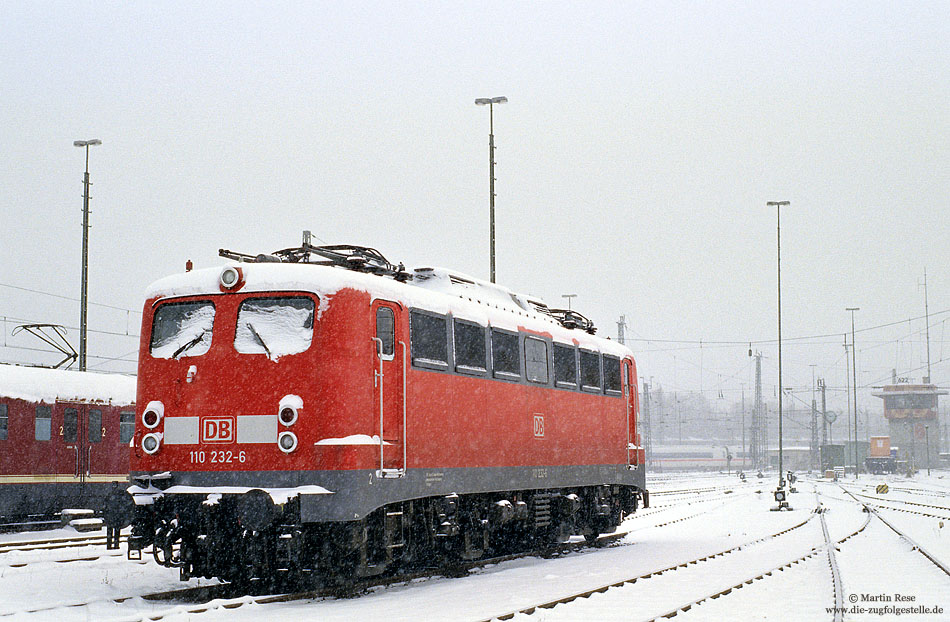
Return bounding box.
[1,2,947,421]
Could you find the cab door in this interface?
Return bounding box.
[372,301,406,475]
[623,361,638,467]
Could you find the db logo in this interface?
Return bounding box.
[533,414,544,438]
[201,417,234,443]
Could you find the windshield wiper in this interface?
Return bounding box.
[246,322,272,358]
[172,332,205,359]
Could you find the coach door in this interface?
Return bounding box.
[373,301,406,477]
[623,361,637,468]
[58,403,103,487]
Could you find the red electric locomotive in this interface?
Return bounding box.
[128,242,647,585]
[0,364,136,523]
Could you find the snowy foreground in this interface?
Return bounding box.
[1,471,949,621]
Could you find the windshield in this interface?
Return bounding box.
[150,301,215,359]
[234,296,315,359]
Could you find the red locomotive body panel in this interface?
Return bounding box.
[131,280,639,476]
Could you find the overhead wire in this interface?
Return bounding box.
[0,282,142,314]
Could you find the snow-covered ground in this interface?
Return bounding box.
[1,471,948,621]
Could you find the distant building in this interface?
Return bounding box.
[872,382,947,469]
[766,446,812,472]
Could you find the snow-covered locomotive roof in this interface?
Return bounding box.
[146,261,631,357]
[0,364,136,405]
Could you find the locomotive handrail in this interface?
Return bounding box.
[372,337,407,479]
[373,337,384,476]
[624,364,632,468]
[401,340,407,474]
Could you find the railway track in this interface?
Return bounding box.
[0,533,628,620]
[648,483,745,497]
[883,485,950,499]
[475,504,822,621]
[847,491,950,518]
[0,533,130,570]
[471,482,915,622]
[837,485,950,578]
[0,532,127,555]
[9,480,942,621]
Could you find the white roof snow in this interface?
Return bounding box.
[0,364,136,405]
[145,262,632,358]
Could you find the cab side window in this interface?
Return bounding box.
[603,355,622,395]
[376,307,395,358]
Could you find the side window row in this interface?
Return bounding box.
[0,403,134,443]
[407,309,624,395]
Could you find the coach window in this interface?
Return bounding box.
[410,310,448,370]
[235,296,315,357]
[34,405,51,441]
[454,320,487,374]
[0,404,7,440]
[88,409,102,443]
[151,300,215,359]
[491,329,520,380]
[553,343,578,389]
[119,411,135,443]
[524,337,549,384]
[376,307,395,359]
[603,355,622,396]
[579,349,602,393]
[63,408,78,444]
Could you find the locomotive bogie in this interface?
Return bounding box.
[134,483,640,586]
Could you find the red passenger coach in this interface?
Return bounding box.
[129,243,647,584]
[0,364,136,522]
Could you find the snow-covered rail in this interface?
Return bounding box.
[839,485,950,578]
[848,491,950,518]
[633,496,872,622]
[475,510,818,622]
[819,499,845,622]
[1,532,629,621]
[0,533,126,555]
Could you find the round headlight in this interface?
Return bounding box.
[143,407,161,429]
[142,433,161,455]
[278,431,298,453]
[279,406,298,427]
[220,266,241,289]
